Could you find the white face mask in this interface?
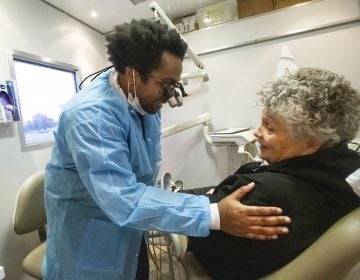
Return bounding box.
[127,69,146,115]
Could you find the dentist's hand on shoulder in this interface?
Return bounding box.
[218,182,291,240]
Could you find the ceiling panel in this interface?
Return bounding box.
[42,0,223,34]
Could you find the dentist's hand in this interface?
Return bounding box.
[217,182,291,240]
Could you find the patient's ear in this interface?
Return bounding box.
[304,139,322,154]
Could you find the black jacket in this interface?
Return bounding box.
[188,144,360,280]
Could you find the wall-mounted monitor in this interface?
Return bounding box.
[8,50,80,152]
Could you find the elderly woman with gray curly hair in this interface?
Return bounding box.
[187,67,360,280]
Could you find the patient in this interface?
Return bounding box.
[187,67,360,280]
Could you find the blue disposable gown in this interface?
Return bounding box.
[43,70,211,280]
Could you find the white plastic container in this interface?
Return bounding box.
[196,0,239,29]
[0,266,5,280]
[174,15,198,33]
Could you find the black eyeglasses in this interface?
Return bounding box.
[146,73,187,99]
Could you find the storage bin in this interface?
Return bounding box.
[196,0,239,29]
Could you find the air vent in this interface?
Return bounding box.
[129,0,148,4]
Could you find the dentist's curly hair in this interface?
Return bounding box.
[256,67,360,148]
[106,19,187,81]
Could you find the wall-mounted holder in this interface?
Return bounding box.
[0,80,19,124]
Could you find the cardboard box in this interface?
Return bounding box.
[274,0,311,9]
[237,0,274,19]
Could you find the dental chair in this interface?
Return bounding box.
[176,207,360,280]
[13,170,46,279]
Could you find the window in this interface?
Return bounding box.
[9,50,80,151]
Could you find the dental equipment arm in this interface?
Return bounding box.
[181,70,209,85]
[161,112,211,139]
[161,112,259,163]
[149,1,209,83]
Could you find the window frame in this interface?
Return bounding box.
[8,49,81,152]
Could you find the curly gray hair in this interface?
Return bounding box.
[256,67,360,148]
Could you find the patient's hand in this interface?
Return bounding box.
[217,182,291,240]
